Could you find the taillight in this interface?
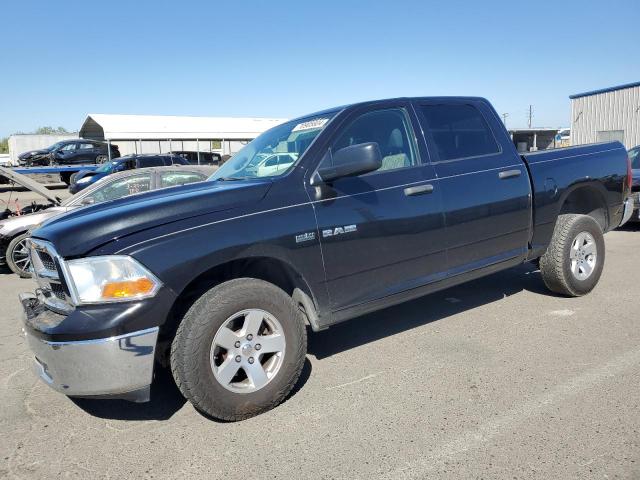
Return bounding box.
[627,155,632,192]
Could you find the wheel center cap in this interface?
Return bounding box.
[241,343,253,356]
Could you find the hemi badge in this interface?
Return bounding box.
[295,232,316,243]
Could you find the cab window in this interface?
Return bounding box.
[83,174,152,203]
[159,171,206,188]
[330,108,418,173]
[419,104,500,161]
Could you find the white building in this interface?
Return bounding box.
[79,114,287,158]
[570,81,640,149]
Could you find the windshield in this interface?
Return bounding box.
[630,147,640,169]
[210,113,336,181]
[47,141,68,152]
[95,160,120,173]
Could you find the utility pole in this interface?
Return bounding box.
[527,105,534,129]
[502,113,509,126]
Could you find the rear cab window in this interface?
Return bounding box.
[417,104,500,161]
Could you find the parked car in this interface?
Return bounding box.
[69,153,193,193]
[255,153,298,176]
[171,151,222,166]
[20,96,634,421]
[629,145,640,221]
[19,140,120,166]
[0,165,214,277]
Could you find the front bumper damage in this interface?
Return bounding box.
[20,293,158,402]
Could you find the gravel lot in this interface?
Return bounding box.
[0,182,638,479]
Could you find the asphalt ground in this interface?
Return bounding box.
[0,181,638,479]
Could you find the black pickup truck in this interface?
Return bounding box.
[20,97,634,421]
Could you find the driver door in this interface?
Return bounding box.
[307,103,446,311]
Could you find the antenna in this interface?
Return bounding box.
[527,105,534,129]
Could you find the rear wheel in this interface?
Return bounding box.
[539,214,605,296]
[171,278,307,421]
[6,233,32,278]
[95,154,108,164]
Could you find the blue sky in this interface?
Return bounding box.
[2,0,639,137]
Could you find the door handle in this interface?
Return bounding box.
[498,169,521,180]
[404,184,434,196]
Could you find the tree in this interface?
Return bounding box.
[34,126,70,135]
[0,126,72,154]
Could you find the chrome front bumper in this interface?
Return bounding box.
[25,324,158,401]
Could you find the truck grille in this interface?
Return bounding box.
[28,239,74,313]
[36,250,56,271]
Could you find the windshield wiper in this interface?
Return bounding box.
[216,176,247,181]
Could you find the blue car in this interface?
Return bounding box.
[69,153,189,193]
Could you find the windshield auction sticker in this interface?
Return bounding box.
[292,118,329,132]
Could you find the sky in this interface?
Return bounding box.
[2,0,639,137]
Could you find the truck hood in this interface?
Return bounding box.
[31,179,272,257]
[0,166,61,205]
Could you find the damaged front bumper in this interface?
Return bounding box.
[20,293,158,402]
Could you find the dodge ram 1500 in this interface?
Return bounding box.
[20,97,634,421]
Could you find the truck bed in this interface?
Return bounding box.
[521,141,629,258]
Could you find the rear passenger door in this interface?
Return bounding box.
[76,142,96,163]
[308,102,446,311]
[414,99,531,275]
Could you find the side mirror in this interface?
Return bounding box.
[311,142,382,185]
[81,197,95,205]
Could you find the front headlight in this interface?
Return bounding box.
[65,256,161,304]
[76,176,92,184]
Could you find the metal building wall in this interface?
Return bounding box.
[570,85,640,149]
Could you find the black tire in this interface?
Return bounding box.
[171,278,307,421]
[60,172,72,186]
[539,214,605,297]
[6,233,33,278]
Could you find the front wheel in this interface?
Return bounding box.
[539,214,605,296]
[6,233,33,278]
[171,278,307,421]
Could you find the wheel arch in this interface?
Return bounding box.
[557,182,609,232]
[160,255,320,342]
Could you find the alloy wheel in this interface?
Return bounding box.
[569,231,597,281]
[210,309,286,393]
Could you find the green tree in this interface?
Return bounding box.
[0,126,72,154]
[33,126,70,135]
